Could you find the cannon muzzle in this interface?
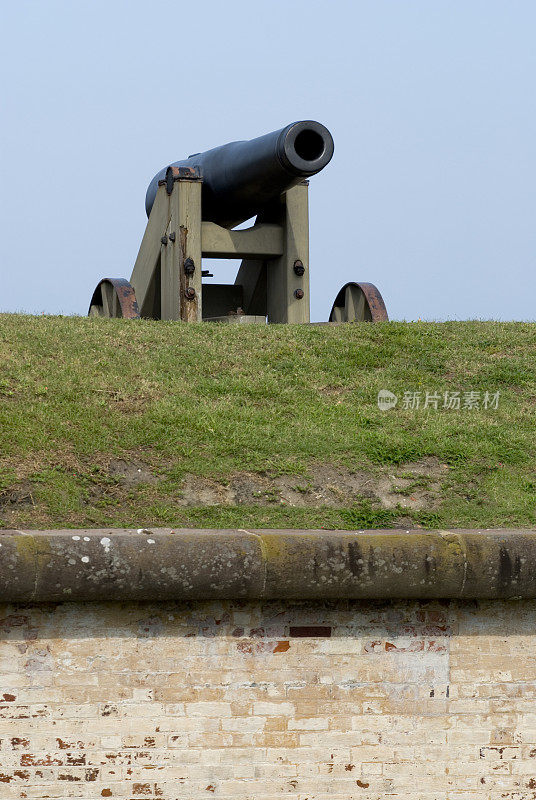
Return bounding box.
[145,120,334,227]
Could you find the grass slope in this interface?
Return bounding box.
[0,315,535,529]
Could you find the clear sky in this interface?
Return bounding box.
[1,1,535,321]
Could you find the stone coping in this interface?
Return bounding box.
[0,528,534,602]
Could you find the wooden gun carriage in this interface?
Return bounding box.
[89,121,387,324]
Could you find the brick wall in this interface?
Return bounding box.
[0,599,535,799]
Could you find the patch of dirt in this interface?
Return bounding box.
[107,459,159,489]
[92,380,160,414]
[177,458,448,510]
[0,458,448,527]
[0,481,35,523]
[317,385,351,399]
[179,476,235,506]
[397,457,448,478]
[374,457,449,510]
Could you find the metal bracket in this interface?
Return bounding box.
[159,165,203,195]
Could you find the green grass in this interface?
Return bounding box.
[1,314,535,529]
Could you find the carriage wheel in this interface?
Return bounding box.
[329,282,388,322]
[88,278,140,319]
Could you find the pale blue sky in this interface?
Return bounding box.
[1,1,535,321]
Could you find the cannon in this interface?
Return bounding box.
[89,121,388,323]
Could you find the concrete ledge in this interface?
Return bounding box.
[1,528,535,602]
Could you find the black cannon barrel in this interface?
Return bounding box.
[145,120,334,227]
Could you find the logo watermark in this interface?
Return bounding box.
[377,389,398,411]
[377,389,500,411]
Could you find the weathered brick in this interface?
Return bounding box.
[0,600,535,798]
[253,702,295,716]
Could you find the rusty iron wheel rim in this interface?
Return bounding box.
[88,278,140,319]
[329,282,388,323]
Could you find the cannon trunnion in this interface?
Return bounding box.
[89,121,388,324]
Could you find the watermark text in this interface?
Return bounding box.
[377,389,500,411]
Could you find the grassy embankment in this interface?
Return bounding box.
[0,315,535,529]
